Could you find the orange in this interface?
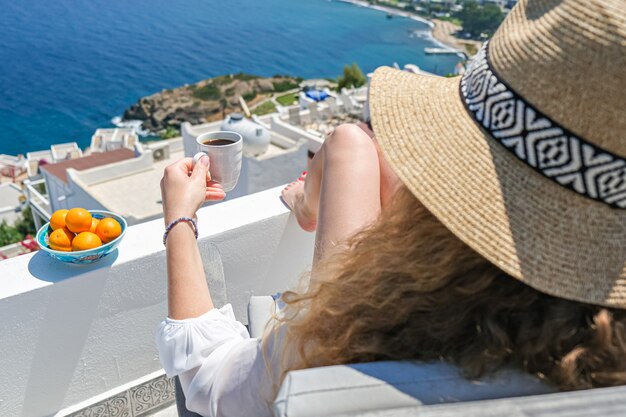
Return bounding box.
[89,217,100,233]
[49,209,69,231]
[49,227,74,252]
[72,232,102,251]
[95,217,122,243]
[65,208,93,233]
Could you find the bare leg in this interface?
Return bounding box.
[281,173,316,232]
[357,121,402,211]
[282,124,382,267]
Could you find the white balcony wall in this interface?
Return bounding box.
[0,186,314,417]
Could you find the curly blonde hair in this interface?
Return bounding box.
[276,186,626,390]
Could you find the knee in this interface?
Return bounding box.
[322,124,378,164]
[325,123,373,151]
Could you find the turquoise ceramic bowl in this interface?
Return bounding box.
[36,210,127,264]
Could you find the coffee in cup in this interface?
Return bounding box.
[195,131,243,192]
[202,139,237,146]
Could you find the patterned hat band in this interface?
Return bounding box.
[460,42,626,209]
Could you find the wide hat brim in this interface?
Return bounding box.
[369,67,626,309]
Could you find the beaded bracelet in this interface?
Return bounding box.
[163,217,198,246]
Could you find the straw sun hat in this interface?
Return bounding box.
[369,0,626,308]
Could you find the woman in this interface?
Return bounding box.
[157,0,626,416]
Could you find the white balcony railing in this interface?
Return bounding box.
[23,178,52,230]
[0,186,314,417]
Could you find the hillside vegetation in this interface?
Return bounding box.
[123,73,301,133]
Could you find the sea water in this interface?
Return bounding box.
[0,0,461,155]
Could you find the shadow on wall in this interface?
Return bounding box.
[27,250,119,283]
[263,213,314,291]
[20,266,109,417]
[17,244,227,416]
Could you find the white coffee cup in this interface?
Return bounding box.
[195,131,243,192]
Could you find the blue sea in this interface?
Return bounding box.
[0,0,460,156]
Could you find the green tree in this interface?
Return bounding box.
[0,207,37,247]
[15,206,36,237]
[0,220,23,247]
[456,1,504,37]
[160,126,180,140]
[337,63,367,91]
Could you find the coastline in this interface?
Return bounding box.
[337,0,433,27]
[337,0,479,55]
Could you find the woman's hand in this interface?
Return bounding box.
[160,156,226,224]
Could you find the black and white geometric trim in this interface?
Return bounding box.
[460,42,626,208]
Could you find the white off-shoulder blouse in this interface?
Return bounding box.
[155,304,279,417]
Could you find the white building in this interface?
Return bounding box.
[0,154,27,182]
[26,149,54,178]
[26,142,82,178]
[40,148,137,214]
[51,142,83,161]
[277,85,369,149]
[89,128,138,153]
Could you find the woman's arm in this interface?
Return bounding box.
[160,156,226,319]
[165,218,213,319]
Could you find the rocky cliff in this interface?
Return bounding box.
[123,73,300,133]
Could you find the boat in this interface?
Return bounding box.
[424,47,460,55]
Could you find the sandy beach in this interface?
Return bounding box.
[432,19,481,55]
[338,0,480,55]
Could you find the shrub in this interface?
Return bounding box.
[15,206,36,237]
[272,80,299,92]
[242,91,257,101]
[0,207,36,247]
[214,76,233,86]
[233,72,260,81]
[0,220,24,246]
[160,126,180,139]
[192,83,221,101]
